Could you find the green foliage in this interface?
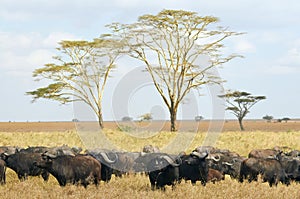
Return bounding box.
[122,116,133,122]
[139,113,153,121]
[195,115,204,122]
[26,82,70,103]
[262,115,273,122]
[219,90,266,117]
[282,117,291,122]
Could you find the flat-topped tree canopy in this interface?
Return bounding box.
[108,9,243,131]
[219,90,266,131]
[26,37,125,129]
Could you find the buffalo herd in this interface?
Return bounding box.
[0,144,300,190]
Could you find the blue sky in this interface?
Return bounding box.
[0,0,299,122]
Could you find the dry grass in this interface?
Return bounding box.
[1,170,300,199]
[0,131,83,149]
[0,128,300,198]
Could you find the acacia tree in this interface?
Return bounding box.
[219,91,266,131]
[262,115,273,122]
[26,37,123,129]
[108,9,242,131]
[139,113,153,122]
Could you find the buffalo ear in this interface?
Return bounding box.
[0,153,8,160]
[15,147,21,153]
[43,155,53,163]
[42,152,53,162]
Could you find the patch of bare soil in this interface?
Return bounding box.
[0,120,299,132]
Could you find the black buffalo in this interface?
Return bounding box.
[134,152,169,173]
[0,146,19,155]
[207,168,225,183]
[146,154,181,190]
[285,150,300,158]
[1,152,49,181]
[179,151,208,186]
[113,151,142,176]
[248,148,281,159]
[0,146,15,185]
[194,146,218,154]
[239,157,290,187]
[20,145,82,156]
[34,153,101,187]
[142,145,160,153]
[87,149,118,182]
[281,157,300,182]
[206,149,245,179]
[0,159,6,184]
[90,151,143,178]
[19,146,50,153]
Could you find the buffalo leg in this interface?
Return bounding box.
[18,173,27,181]
[42,171,49,181]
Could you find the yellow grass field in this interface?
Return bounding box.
[0,121,300,198]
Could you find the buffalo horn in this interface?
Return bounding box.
[191,151,208,159]
[207,154,221,162]
[222,162,233,166]
[266,155,277,160]
[100,152,117,164]
[161,155,180,167]
[44,151,57,159]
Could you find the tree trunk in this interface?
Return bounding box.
[238,117,244,131]
[169,107,177,132]
[97,109,104,129]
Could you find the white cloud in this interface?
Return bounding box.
[26,49,54,66]
[0,49,53,72]
[0,32,39,51]
[4,70,31,78]
[287,47,300,57]
[0,31,78,75]
[42,32,81,48]
[234,40,256,53]
[0,51,27,69]
[262,39,300,75]
[0,9,31,21]
[258,31,283,44]
[277,43,300,68]
[265,65,300,75]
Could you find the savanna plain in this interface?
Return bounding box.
[0,120,300,199]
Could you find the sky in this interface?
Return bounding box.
[0,0,299,122]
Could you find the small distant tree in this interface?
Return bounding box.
[139,113,153,122]
[195,115,204,122]
[281,117,291,123]
[277,119,282,123]
[219,90,266,131]
[122,116,133,122]
[262,115,273,123]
